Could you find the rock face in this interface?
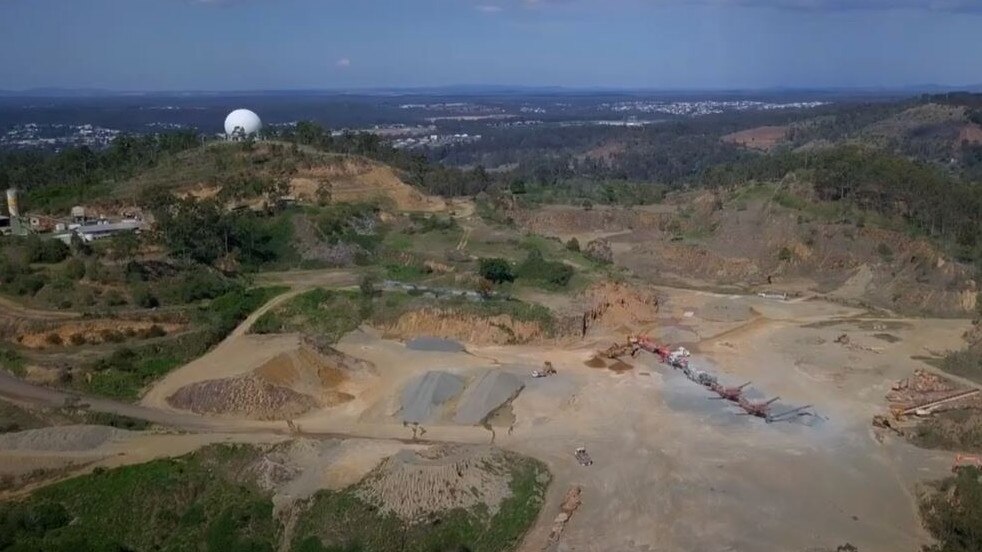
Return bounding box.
[385,309,551,345]
[399,371,465,423]
[580,281,659,336]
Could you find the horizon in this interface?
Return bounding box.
[2,0,981,91]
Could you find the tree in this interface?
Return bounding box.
[359,274,378,298]
[24,236,69,264]
[478,258,514,284]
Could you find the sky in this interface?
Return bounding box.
[1,0,981,91]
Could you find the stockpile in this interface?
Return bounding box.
[399,371,465,423]
[0,425,131,452]
[167,375,318,420]
[167,341,366,420]
[356,445,511,523]
[453,371,525,425]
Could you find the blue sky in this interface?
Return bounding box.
[1,0,980,90]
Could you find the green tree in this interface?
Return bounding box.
[478,258,514,284]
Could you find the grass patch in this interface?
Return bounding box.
[0,346,25,377]
[0,444,278,552]
[292,455,549,552]
[80,286,287,400]
[252,288,368,343]
[940,347,982,385]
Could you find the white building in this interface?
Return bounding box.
[224,109,263,141]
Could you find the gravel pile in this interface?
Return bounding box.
[454,371,525,425]
[0,425,131,452]
[399,371,464,423]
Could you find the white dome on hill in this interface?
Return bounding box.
[224,109,262,139]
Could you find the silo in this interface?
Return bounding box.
[6,188,18,218]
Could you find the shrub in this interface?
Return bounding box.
[516,250,574,288]
[584,239,613,264]
[140,324,167,339]
[68,333,88,346]
[45,333,64,346]
[876,242,894,262]
[100,330,125,344]
[778,247,794,262]
[103,290,126,307]
[359,274,378,298]
[565,238,580,252]
[132,287,160,309]
[479,258,515,284]
[63,258,86,281]
[920,466,982,552]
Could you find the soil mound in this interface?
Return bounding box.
[454,370,525,425]
[399,371,465,423]
[167,341,367,419]
[0,425,131,452]
[385,308,550,345]
[580,281,659,335]
[356,445,512,522]
[291,157,446,212]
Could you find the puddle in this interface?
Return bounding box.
[584,356,634,373]
[406,337,465,353]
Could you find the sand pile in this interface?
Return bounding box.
[0,425,131,452]
[580,281,659,335]
[399,371,465,423]
[454,370,525,425]
[167,342,366,420]
[385,309,550,345]
[356,445,511,522]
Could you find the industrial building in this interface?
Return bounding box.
[1,188,146,242]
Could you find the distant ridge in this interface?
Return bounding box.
[1,83,981,98]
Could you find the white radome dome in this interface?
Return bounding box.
[224,109,262,137]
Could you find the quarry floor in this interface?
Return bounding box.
[1,284,974,552]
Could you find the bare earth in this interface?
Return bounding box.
[1,278,974,551]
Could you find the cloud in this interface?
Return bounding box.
[476,4,504,12]
[336,58,351,68]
